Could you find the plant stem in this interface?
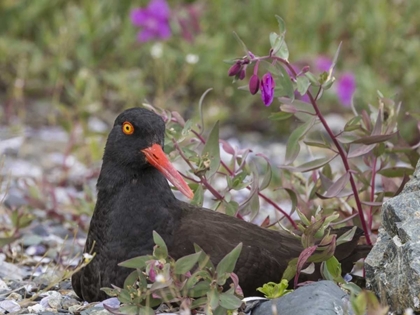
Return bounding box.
[273,57,372,245]
[190,130,298,229]
[369,156,378,230]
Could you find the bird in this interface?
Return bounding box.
[71,107,369,302]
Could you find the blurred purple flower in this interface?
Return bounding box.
[315,56,332,72]
[337,72,356,107]
[260,73,275,106]
[130,0,171,42]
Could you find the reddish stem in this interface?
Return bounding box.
[266,56,373,245]
[190,130,298,229]
[368,157,378,230]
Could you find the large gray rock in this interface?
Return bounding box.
[250,281,353,315]
[365,160,420,314]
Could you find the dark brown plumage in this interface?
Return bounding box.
[71,108,369,302]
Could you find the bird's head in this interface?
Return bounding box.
[103,107,194,199]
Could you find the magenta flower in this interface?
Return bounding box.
[336,72,356,107]
[130,0,171,42]
[260,73,275,106]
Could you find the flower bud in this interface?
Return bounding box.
[238,68,246,80]
[248,74,260,95]
[260,72,275,106]
[228,62,242,76]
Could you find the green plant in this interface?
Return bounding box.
[256,279,292,299]
[102,231,243,315]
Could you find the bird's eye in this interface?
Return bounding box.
[122,121,134,135]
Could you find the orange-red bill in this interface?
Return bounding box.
[141,143,194,199]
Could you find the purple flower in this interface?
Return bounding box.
[130,0,171,42]
[315,56,332,72]
[336,72,356,107]
[260,73,275,106]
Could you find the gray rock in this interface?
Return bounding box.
[0,259,24,281]
[250,281,353,315]
[0,299,21,314]
[365,159,420,313]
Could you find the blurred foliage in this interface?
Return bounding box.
[1,0,420,140]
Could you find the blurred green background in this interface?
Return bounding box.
[1,0,419,140]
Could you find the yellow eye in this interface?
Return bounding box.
[122,121,134,135]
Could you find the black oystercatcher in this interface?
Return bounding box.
[72,108,367,302]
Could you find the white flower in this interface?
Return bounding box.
[185,54,199,64]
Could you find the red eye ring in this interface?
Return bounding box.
[122,121,134,135]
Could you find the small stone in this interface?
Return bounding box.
[0,279,9,291]
[61,297,80,310]
[85,308,111,315]
[0,260,24,280]
[68,304,84,313]
[0,299,21,314]
[39,291,62,310]
[27,303,45,313]
[6,292,22,301]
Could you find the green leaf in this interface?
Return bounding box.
[344,116,362,132]
[222,200,239,216]
[282,258,297,281]
[303,140,331,149]
[100,287,119,297]
[197,88,213,135]
[216,243,243,284]
[124,270,140,288]
[191,296,208,309]
[351,132,397,145]
[275,15,286,35]
[191,184,204,206]
[296,76,310,95]
[277,63,294,98]
[285,117,317,164]
[194,244,215,270]
[348,143,376,158]
[218,292,243,309]
[305,71,319,85]
[0,237,18,247]
[341,282,362,296]
[174,252,201,275]
[321,256,343,282]
[269,32,289,60]
[256,279,293,299]
[118,305,141,315]
[207,288,220,310]
[279,155,337,173]
[118,255,151,269]
[188,280,211,298]
[257,154,272,190]
[232,32,249,57]
[330,42,342,72]
[118,288,133,304]
[378,167,414,178]
[202,121,220,178]
[268,111,293,121]
[321,172,350,199]
[153,231,168,259]
[336,226,357,246]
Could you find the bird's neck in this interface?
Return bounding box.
[96,160,177,209]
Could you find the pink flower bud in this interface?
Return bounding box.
[228,62,242,76]
[248,74,260,95]
[238,68,246,80]
[260,72,275,106]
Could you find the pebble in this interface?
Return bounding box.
[0,299,21,313]
[0,280,9,291]
[0,260,24,281]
